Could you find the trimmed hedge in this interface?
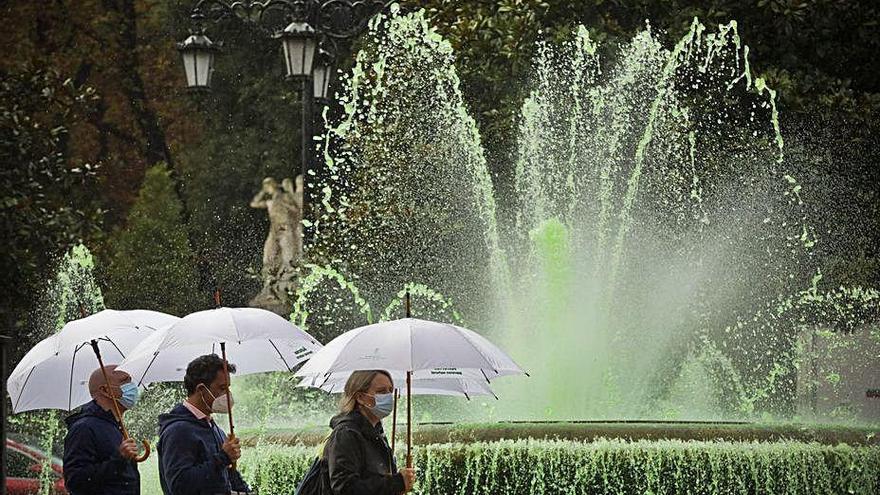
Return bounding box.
[240,422,880,447]
[237,444,313,494]
[239,438,880,494]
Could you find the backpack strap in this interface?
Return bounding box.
[316,431,333,459]
[321,424,369,464]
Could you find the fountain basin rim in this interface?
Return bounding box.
[240,420,879,447]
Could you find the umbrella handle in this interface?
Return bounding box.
[390,389,398,454]
[118,422,152,463]
[402,296,412,469]
[117,415,151,462]
[118,421,151,463]
[220,343,235,437]
[228,432,237,471]
[134,439,151,463]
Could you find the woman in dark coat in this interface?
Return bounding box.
[324,370,416,495]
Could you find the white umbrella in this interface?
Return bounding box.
[294,315,526,467]
[7,309,178,462]
[117,306,323,441]
[119,307,322,386]
[8,309,178,413]
[53,309,179,348]
[295,318,524,379]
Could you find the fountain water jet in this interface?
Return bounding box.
[298,9,874,423]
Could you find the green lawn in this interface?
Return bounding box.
[139,451,162,495]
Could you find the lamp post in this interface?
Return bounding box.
[276,20,318,207]
[1,334,10,495]
[176,0,394,213]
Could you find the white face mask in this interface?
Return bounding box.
[200,385,233,414]
[362,392,394,419]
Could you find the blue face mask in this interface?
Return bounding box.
[366,392,394,419]
[118,382,140,409]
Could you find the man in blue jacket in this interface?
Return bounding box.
[157,354,250,495]
[63,365,141,495]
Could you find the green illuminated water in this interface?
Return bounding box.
[305,9,879,424]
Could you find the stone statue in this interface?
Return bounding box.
[281,176,304,263]
[249,175,304,314]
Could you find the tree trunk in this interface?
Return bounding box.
[114,0,174,169]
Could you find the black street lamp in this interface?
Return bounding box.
[177,31,218,90]
[312,46,334,103]
[279,21,318,78]
[176,0,394,213]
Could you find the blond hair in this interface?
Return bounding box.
[338,370,393,414]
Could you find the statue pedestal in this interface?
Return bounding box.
[249,291,291,316]
[249,270,298,316]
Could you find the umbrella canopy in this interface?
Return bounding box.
[54,310,179,348]
[295,318,525,379]
[118,307,322,386]
[298,368,498,399]
[7,309,178,413]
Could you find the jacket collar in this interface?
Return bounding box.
[334,409,384,439]
[67,399,121,428]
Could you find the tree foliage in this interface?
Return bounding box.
[0,65,102,348]
[101,163,202,315]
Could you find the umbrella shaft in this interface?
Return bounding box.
[406,371,412,468]
[390,390,397,454]
[220,343,235,437]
